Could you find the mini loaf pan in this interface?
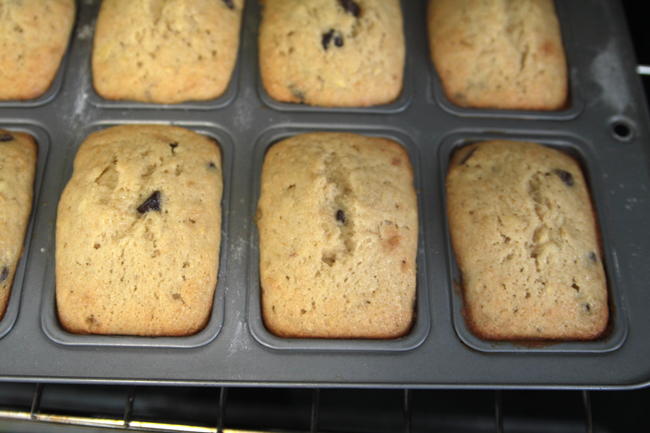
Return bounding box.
[40,121,234,348]
[80,0,244,110]
[437,131,628,353]
[427,0,585,120]
[0,123,50,340]
[0,0,647,388]
[247,125,430,351]
[254,0,415,114]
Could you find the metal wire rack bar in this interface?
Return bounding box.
[582,390,593,433]
[494,390,503,433]
[0,383,600,433]
[310,389,319,433]
[637,65,650,75]
[30,383,43,421]
[403,389,411,433]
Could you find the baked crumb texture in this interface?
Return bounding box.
[0,130,36,320]
[56,125,223,336]
[428,0,568,110]
[92,0,244,104]
[259,0,405,107]
[257,132,418,338]
[0,0,76,100]
[446,141,608,340]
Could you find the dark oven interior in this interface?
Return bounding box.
[1,384,649,432]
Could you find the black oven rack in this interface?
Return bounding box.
[2,382,648,432]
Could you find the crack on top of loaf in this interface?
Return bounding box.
[95,157,119,189]
[320,151,356,267]
[527,171,553,220]
[525,169,572,283]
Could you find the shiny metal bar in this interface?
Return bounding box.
[218,387,228,433]
[494,390,503,433]
[637,65,650,75]
[0,410,31,421]
[124,386,136,427]
[30,383,43,421]
[36,414,125,428]
[310,388,320,433]
[1,409,276,433]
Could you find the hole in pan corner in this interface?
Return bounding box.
[609,118,636,142]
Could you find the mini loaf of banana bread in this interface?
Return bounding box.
[428,0,568,110]
[259,0,405,107]
[256,132,418,338]
[0,130,37,320]
[56,125,223,336]
[0,0,76,100]
[92,0,244,104]
[446,140,608,340]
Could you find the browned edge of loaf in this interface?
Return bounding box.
[0,0,76,100]
[257,132,418,339]
[55,124,222,336]
[91,0,244,104]
[0,130,37,321]
[258,0,405,107]
[447,141,608,341]
[427,0,568,111]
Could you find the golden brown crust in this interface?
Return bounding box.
[0,130,37,320]
[259,0,405,107]
[56,125,223,336]
[257,132,418,338]
[92,0,244,104]
[0,0,76,100]
[428,0,568,111]
[447,141,608,340]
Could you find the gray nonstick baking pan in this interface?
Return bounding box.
[1,0,650,389]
